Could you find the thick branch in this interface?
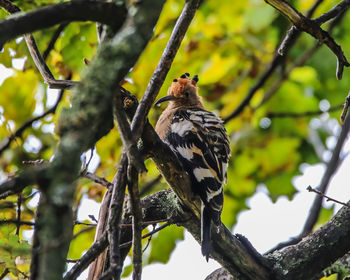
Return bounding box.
[0,0,127,47]
[267,202,350,279]
[114,89,146,172]
[106,154,128,279]
[127,166,142,280]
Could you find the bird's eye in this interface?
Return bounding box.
[184,92,190,98]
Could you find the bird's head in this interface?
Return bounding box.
[155,73,204,109]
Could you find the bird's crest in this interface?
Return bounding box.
[155,73,203,108]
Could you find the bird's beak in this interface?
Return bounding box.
[154,95,177,107]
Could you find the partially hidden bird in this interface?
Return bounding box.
[154,73,231,261]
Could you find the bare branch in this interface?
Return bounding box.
[114,89,146,172]
[81,172,113,189]
[224,0,322,123]
[264,0,350,79]
[307,186,350,208]
[267,104,343,118]
[24,34,78,89]
[267,202,350,279]
[107,154,128,280]
[314,0,350,25]
[42,23,68,61]
[340,90,350,123]
[302,105,350,232]
[0,1,123,90]
[64,232,108,280]
[119,222,171,249]
[0,219,35,226]
[127,165,142,280]
[257,6,347,109]
[130,0,201,140]
[266,97,350,254]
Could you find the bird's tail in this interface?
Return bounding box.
[201,204,211,262]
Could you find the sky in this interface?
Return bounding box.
[1,61,350,280]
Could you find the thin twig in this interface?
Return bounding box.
[16,193,22,235]
[24,34,78,89]
[267,104,343,118]
[0,1,78,89]
[120,219,168,227]
[340,90,350,124]
[314,0,350,25]
[257,6,347,109]
[0,219,35,226]
[42,23,68,61]
[81,172,113,189]
[88,215,98,224]
[265,0,350,79]
[224,0,322,123]
[66,259,80,263]
[302,101,350,232]
[307,186,350,208]
[72,226,95,240]
[119,221,171,249]
[0,87,65,156]
[0,268,9,280]
[74,221,97,226]
[142,224,155,253]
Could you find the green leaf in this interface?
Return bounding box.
[67,223,95,259]
[148,225,184,264]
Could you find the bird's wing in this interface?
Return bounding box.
[165,108,230,213]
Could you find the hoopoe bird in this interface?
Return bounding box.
[155,73,230,261]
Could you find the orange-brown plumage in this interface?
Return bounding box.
[155,75,203,139]
[154,73,230,261]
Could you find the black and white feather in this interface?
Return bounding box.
[164,107,230,260]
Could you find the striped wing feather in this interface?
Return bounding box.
[165,108,230,219]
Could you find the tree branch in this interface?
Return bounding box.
[130,0,201,141]
[127,165,142,280]
[0,0,127,47]
[267,202,350,279]
[307,185,350,208]
[266,99,350,254]
[257,6,347,110]
[42,23,68,61]
[223,0,322,123]
[267,104,343,118]
[0,1,82,89]
[264,0,350,79]
[106,154,128,280]
[113,89,146,172]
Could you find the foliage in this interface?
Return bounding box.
[0,0,349,278]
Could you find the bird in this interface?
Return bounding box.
[154,73,230,261]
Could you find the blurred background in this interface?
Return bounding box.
[1,0,350,279]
